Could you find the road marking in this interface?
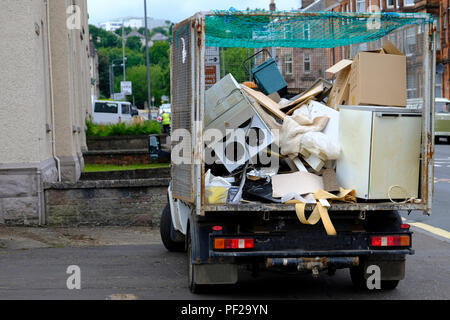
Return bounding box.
[434,178,450,183]
[107,294,138,300]
[402,218,450,240]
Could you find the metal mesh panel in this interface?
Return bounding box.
[205,10,432,48]
[171,20,193,202]
[213,23,426,102]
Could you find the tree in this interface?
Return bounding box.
[117,64,170,108]
[222,48,250,83]
[126,36,143,51]
[115,26,132,36]
[149,41,170,67]
[97,47,111,98]
[90,24,171,105]
[151,27,168,37]
[89,25,120,48]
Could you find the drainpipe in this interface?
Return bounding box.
[46,0,61,182]
[36,170,45,225]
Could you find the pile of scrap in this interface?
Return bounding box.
[204,40,409,232]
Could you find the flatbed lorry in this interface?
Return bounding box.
[160,11,436,293]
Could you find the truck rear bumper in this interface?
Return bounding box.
[210,248,414,258]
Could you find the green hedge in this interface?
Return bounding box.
[86,120,162,137]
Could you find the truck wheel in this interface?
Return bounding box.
[349,262,367,289]
[380,280,400,290]
[160,204,185,252]
[187,234,205,294]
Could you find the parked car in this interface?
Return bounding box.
[92,100,133,124]
[435,97,450,143]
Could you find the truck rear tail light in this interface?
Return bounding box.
[371,235,410,247]
[214,238,254,250]
[400,224,410,229]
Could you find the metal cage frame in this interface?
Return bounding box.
[170,11,436,216]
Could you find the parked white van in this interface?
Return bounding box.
[92,100,133,124]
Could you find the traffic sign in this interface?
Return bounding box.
[121,81,132,95]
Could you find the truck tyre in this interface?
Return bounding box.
[380,280,400,290]
[160,204,185,252]
[187,233,205,294]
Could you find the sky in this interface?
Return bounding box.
[87,0,301,25]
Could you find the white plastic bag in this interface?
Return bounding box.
[300,131,341,160]
[205,170,232,204]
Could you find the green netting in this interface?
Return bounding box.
[205,10,433,48]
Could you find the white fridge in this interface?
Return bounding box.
[336,106,422,200]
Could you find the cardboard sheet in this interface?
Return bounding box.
[272,172,324,198]
[322,168,340,192]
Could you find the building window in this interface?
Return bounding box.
[304,53,311,74]
[284,24,293,40]
[387,0,395,7]
[121,104,130,115]
[356,0,365,12]
[434,16,441,51]
[94,102,118,114]
[404,0,414,6]
[407,73,417,99]
[405,27,416,55]
[436,73,442,98]
[303,24,310,40]
[285,54,292,75]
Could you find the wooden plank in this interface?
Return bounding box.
[327,67,351,109]
[281,84,324,110]
[303,154,325,173]
[250,100,282,130]
[241,86,286,120]
[326,59,353,75]
[292,157,308,172]
[286,97,315,116]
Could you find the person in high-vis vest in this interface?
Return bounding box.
[162,111,171,135]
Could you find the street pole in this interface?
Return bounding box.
[109,65,113,98]
[221,47,226,77]
[144,0,151,110]
[122,20,126,81]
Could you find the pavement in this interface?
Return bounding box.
[0,144,449,300]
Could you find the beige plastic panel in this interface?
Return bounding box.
[370,114,421,199]
[336,108,373,199]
